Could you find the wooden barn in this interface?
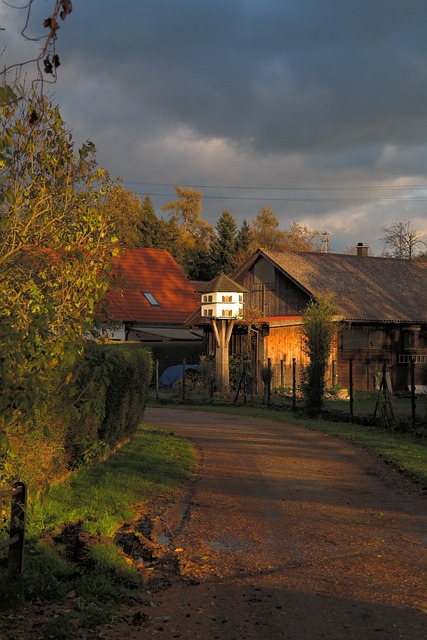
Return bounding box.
[190,246,427,392]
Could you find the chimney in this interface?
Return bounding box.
[356,242,369,257]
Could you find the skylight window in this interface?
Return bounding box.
[142,291,160,306]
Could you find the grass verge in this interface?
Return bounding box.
[0,424,197,637]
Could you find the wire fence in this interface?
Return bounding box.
[153,357,427,433]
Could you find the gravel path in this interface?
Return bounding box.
[103,407,427,640]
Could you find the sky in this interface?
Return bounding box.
[2,0,427,255]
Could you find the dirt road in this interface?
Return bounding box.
[106,407,427,640]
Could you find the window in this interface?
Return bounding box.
[203,309,213,317]
[398,354,427,364]
[203,294,213,303]
[222,309,233,317]
[142,291,160,306]
[222,295,232,303]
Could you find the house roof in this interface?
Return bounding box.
[245,248,427,323]
[101,248,200,324]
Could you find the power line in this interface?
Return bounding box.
[133,191,427,203]
[124,180,427,191]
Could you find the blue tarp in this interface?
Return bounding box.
[159,364,200,388]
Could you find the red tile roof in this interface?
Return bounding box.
[101,248,200,324]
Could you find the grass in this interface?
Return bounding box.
[149,400,427,489]
[0,424,197,635]
[26,424,196,540]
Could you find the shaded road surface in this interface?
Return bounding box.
[108,408,427,640]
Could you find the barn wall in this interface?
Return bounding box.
[238,256,309,316]
[261,325,338,390]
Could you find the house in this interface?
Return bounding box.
[99,247,202,344]
[190,245,427,392]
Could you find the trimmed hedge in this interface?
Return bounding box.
[0,343,153,489]
[99,344,152,445]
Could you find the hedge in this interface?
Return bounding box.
[0,343,153,489]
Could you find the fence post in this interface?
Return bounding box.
[280,359,285,388]
[182,359,186,402]
[292,358,297,410]
[8,482,27,577]
[155,359,159,401]
[410,357,416,430]
[349,359,354,420]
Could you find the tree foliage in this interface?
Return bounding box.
[209,210,238,277]
[235,219,253,265]
[161,185,215,279]
[99,185,146,248]
[0,90,118,421]
[250,206,284,251]
[300,295,337,416]
[249,206,321,253]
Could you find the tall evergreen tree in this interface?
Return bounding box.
[209,210,238,277]
[235,219,253,266]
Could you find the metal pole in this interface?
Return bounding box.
[267,358,271,407]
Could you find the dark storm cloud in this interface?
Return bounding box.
[4,0,427,253]
[56,0,427,160]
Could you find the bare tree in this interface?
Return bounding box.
[0,0,73,105]
[381,220,426,259]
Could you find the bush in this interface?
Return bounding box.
[0,343,153,489]
[99,345,152,446]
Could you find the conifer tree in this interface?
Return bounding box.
[209,210,238,276]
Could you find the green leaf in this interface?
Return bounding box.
[0,85,18,106]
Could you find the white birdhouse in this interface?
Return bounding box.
[201,273,246,319]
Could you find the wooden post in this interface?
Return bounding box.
[410,357,416,430]
[212,318,235,393]
[8,482,27,577]
[349,359,354,420]
[182,359,186,401]
[280,359,285,388]
[155,359,159,401]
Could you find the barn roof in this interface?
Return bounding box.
[247,248,427,323]
[101,248,200,324]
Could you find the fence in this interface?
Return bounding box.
[0,481,27,576]
[154,356,426,429]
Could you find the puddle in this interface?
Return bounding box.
[204,537,247,552]
[156,533,170,546]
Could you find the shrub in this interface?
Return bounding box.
[99,345,152,446]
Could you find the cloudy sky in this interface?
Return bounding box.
[2,0,427,254]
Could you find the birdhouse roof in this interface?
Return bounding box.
[201,272,247,294]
